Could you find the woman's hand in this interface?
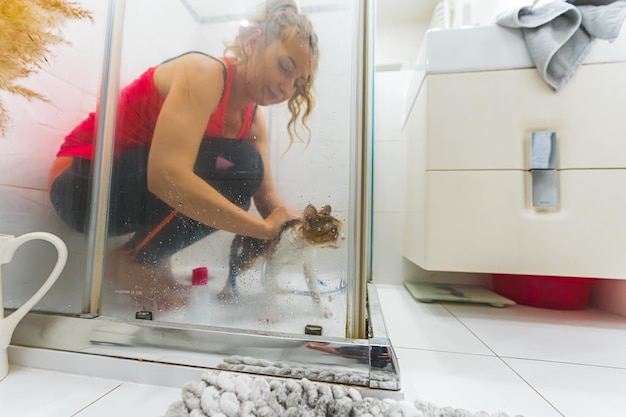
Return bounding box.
[261,206,301,239]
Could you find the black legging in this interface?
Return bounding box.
[50,137,264,266]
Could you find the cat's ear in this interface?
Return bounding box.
[319,205,331,216]
[304,204,318,218]
[303,204,318,230]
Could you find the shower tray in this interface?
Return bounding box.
[10,283,400,392]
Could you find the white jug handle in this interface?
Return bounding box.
[1,232,68,334]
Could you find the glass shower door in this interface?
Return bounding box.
[0,0,108,316]
[6,0,396,390]
[91,0,365,339]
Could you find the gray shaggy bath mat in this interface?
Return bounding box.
[164,370,522,417]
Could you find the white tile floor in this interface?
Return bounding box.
[3,283,626,416]
[376,284,626,417]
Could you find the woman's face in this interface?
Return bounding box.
[245,32,312,106]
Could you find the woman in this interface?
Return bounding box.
[48,0,319,310]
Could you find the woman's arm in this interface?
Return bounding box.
[147,55,289,239]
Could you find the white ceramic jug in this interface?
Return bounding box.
[0,232,67,381]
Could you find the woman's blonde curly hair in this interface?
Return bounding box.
[224,0,319,150]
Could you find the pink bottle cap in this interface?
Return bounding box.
[192,267,209,286]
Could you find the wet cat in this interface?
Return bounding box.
[217,204,343,322]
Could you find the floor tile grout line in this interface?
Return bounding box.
[393,345,498,358]
[440,303,567,417]
[498,358,565,417]
[440,303,500,357]
[70,384,123,416]
[436,301,626,371]
[498,355,626,371]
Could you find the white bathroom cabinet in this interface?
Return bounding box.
[403,60,626,279]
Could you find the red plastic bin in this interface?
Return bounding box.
[492,274,597,310]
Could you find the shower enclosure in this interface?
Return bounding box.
[2,0,398,390]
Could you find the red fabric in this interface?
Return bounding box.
[57,58,255,159]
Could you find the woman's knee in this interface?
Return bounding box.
[195,138,265,200]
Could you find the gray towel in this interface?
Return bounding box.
[496,1,626,91]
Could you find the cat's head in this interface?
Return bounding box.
[301,204,343,248]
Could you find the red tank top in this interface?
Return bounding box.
[56,57,256,159]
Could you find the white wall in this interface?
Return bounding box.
[0,0,110,313]
[0,0,204,232]
[371,69,492,287]
[371,17,493,287]
[375,22,428,70]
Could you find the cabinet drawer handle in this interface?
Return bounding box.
[530,131,558,208]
